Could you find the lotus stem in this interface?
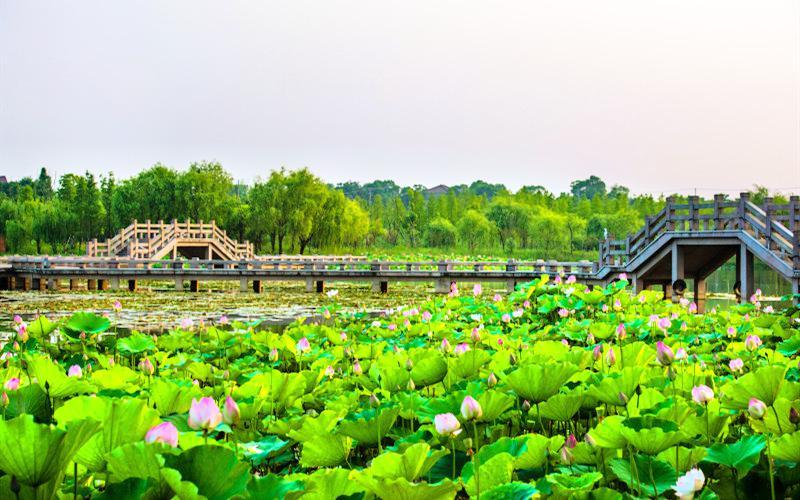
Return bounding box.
[451,438,457,480]
[766,436,776,500]
[472,421,481,500]
[770,405,783,435]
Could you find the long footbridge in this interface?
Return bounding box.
[2,193,799,311]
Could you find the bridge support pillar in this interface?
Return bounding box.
[670,243,685,303]
[190,280,199,293]
[6,277,15,290]
[69,279,78,290]
[47,278,59,291]
[305,278,314,292]
[110,277,120,290]
[434,279,452,294]
[792,279,800,305]
[175,277,184,291]
[87,279,97,291]
[240,278,248,292]
[128,280,137,292]
[507,280,517,293]
[372,280,388,293]
[736,245,754,303]
[693,277,707,313]
[98,279,109,291]
[253,280,263,293]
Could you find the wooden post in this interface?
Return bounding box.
[693,277,707,313]
[789,195,800,269]
[763,197,775,250]
[670,242,684,303]
[713,194,725,230]
[737,244,754,303]
[665,197,675,231]
[688,195,699,231]
[175,277,184,291]
[315,280,325,293]
[87,279,97,291]
[737,192,751,231]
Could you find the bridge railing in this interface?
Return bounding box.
[600,193,800,269]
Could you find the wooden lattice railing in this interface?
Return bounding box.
[599,193,800,269]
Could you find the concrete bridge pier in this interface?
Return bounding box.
[69,279,78,291]
[110,277,120,291]
[87,279,97,291]
[240,278,248,293]
[434,279,453,294]
[736,244,754,303]
[175,277,184,291]
[507,280,517,293]
[372,280,388,293]
[46,278,59,291]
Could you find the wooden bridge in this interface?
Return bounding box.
[2,193,799,311]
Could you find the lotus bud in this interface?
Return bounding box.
[748,398,766,419]
[15,325,28,343]
[497,338,504,347]
[593,344,602,361]
[192,379,200,386]
[691,385,714,404]
[487,372,498,388]
[729,358,744,372]
[744,335,762,352]
[587,333,596,345]
[145,422,179,447]
[616,324,627,340]
[222,370,230,380]
[222,396,241,425]
[187,397,223,431]
[109,357,115,367]
[675,348,688,362]
[559,446,575,465]
[269,348,279,362]
[565,434,578,449]
[454,343,470,355]
[460,395,483,421]
[12,342,19,351]
[502,313,512,323]
[369,394,380,408]
[296,337,310,353]
[463,437,473,449]
[4,378,20,391]
[674,468,706,498]
[656,341,674,366]
[1,392,8,407]
[473,283,482,296]
[353,360,363,376]
[789,407,800,425]
[324,366,335,378]
[433,413,461,437]
[522,400,531,412]
[406,359,414,371]
[407,379,415,391]
[440,338,452,353]
[68,364,82,378]
[606,348,617,366]
[79,332,86,341]
[139,357,155,376]
[726,326,736,338]
[340,332,348,342]
[618,392,629,405]
[471,328,481,344]
[584,433,596,447]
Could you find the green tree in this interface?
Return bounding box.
[426,217,456,248]
[456,210,493,251]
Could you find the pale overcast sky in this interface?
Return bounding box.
[1,0,799,195]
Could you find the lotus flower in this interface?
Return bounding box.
[747,398,766,419]
[188,397,222,431]
[605,348,616,366]
[324,365,335,378]
[487,372,497,387]
[613,299,622,311]
[473,283,482,296]
[493,294,502,302]
[658,317,672,331]
[675,348,688,361]
[501,313,511,323]
[460,396,483,420]
[222,396,241,425]
[67,365,82,378]
[145,422,179,447]
[565,434,578,448]
[616,324,627,339]
[1,393,8,407]
[725,326,736,338]
[326,289,339,298]
[434,413,462,437]
[352,360,363,376]
[673,468,705,499]
[763,305,774,314]
[440,338,452,352]
[470,328,481,343]
[421,310,432,321]
[112,300,122,311]
[618,273,627,281]
[180,317,194,329]
[559,445,574,465]
[3,378,20,391]
[691,385,714,404]
[454,343,470,355]
[139,357,155,376]
[296,337,310,353]
[744,335,762,351]
[268,348,279,362]
[688,302,698,313]
[557,308,569,318]
[656,342,674,366]
[729,358,744,372]
[554,275,562,284]
[16,324,28,342]
[13,315,23,324]
[592,344,602,361]
[218,315,229,325]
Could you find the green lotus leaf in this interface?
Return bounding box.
[165,445,250,500]
[410,352,449,388]
[92,478,150,500]
[546,471,603,494]
[297,433,353,468]
[482,482,538,500]
[505,363,579,403]
[720,365,792,409]
[539,391,584,421]
[26,355,96,398]
[91,365,140,392]
[26,315,58,338]
[619,415,685,455]
[475,435,531,465]
[292,468,364,500]
[3,383,50,423]
[235,370,307,414]
[337,406,400,446]
[771,430,800,462]
[610,454,676,497]
[702,434,765,476]
[54,396,161,471]
[105,441,166,483]
[366,442,449,481]
[241,435,290,467]
[150,378,203,416]
[588,367,645,406]
[680,399,730,441]
[0,415,100,499]
[355,476,459,500]
[587,415,627,449]
[657,446,706,473]
[159,467,202,499]
[242,474,304,500]
[476,390,515,422]
[64,311,111,336]
[116,332,156,355]
[462,451,515,498]
[449,349,492,379]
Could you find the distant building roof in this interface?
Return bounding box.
[426,184,449,196]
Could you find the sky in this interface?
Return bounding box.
[1,1,799,196]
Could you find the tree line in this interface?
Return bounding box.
[0,165,781,259]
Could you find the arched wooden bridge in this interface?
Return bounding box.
[2,193,799,311]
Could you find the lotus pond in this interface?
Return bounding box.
[2,277,800,499]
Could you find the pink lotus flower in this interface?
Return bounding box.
[1,392,8,407]
[487,372,497,387]
[523,300,531,308]
[296,337,310,353]
[434,413,462,437]
[352,360,363,376]
[188,397,222,431]
[440,338,452,353]
[638,294,646,303]
[387,323,397,331]
[691,385,714,404]
[493,294,502,302]
[559,445,574,465]
[3,378,20,391]
[421,310,432,322]
[675,348,688,361]
[180,318,194,329]
[618,273,628,281]
[729,358,744,372]
[726,326,736,338]
[460,395,483,420]
[764,305,774,314]
[592,344,602,361]
[601,304,609,313]
[145,422,179,447]
[324,365,335,378]
[222,396,241,425]
[744,335,762,351]
[566,275,576,284]
[557,308,569,318]
[501,314,511,323]
[112,300,122,311]
[616,324,627,340]
[218,315,229,325]
[473,283,482,296]
[454,343,470,355]
[13,315,23,324]
[139,357,155,375]
[561,339,569,347]
[656,342,674,366]
[554,275,562,284]
[605,348,616,366]
[613,299,622,311]
[470,328,481,343]
[747,398,766,419]
[658,317,672,331]
[688,302,698,313]
[16,324,28,343]
[67,365,83,378]
[565,433,578,448]
[587,333,596,345]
